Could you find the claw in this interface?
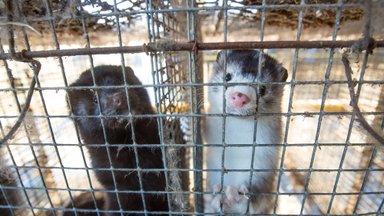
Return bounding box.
[224,185,239,204]
[209,184,251,213]
[212,184,222,194]
[180,117,192,142]
[211,194,222,211]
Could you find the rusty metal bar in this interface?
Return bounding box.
[0,40,383,59]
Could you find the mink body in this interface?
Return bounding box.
[67,65,168,215]
[0,150,21,216]
[204,50,288,214]
[63,192,105,216]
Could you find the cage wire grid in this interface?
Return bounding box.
[0,0,383,215]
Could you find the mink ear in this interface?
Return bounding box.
[277,64,288,82]
[216,50,232,63]
[216,51,223,62]
[272,64,288,82]
[253,51,265,66]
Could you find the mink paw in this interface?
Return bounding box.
[180,117,192,143]
[210,184,250,212]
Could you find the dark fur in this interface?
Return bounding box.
[67,66,168,215]
[63,192,106,216]
[0,155,20,216]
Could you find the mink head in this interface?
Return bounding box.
[211,50,288,115]
[67,65,154,132]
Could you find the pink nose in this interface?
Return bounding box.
[230,92,250,108]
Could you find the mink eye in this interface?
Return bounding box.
[259,85,266,96]
[225,73,232,82]
[93,95,98,104]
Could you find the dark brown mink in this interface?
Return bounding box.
[0,175,19,216]
[67,65,169,216]
[0,152,21,216]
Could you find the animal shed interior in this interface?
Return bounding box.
[0,0,383,215]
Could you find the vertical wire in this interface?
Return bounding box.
[74,9,105,216]
[186,2,197,212]
[5,1,59,214]
[153,2,173,213]
[60,13,100,216]
[176,6,191,210]
[246,0,266,213]
[145,1,160,215]
[352,149,377,213]
[164,4,177,110]
[299,0,342,213]
[378,196,384,213]
[0,45,36,216]
[162,37,186,212]
[162,0,178,135]
[145,0,172,214]
[340,1,378,214]
[218,0,229,215]
[164,8,180,216]
[87,58,124,216]
[151,0,173,214]
[345,25,369,216]
[185,0,203,214]
[186,0,196,213]
[41,1,88,214]
[273,0,305,214]
[113,1,150,215]
[325,0,360,213]
[78,2,125,213]
[0,182,14,216]
[39,0,101,214]
[194,0,204,213]
[350,46,377,215]
[0,135,18,216]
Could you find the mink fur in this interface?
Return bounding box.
[0,150,21,216]
[67,65,168,215]
[204,50,288,214]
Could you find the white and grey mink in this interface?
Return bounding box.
[67,65,168,215]
[204,50,288,214]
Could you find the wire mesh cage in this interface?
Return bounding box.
[0,0,383,215]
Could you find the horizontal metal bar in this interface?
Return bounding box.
[0,40,383,59]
